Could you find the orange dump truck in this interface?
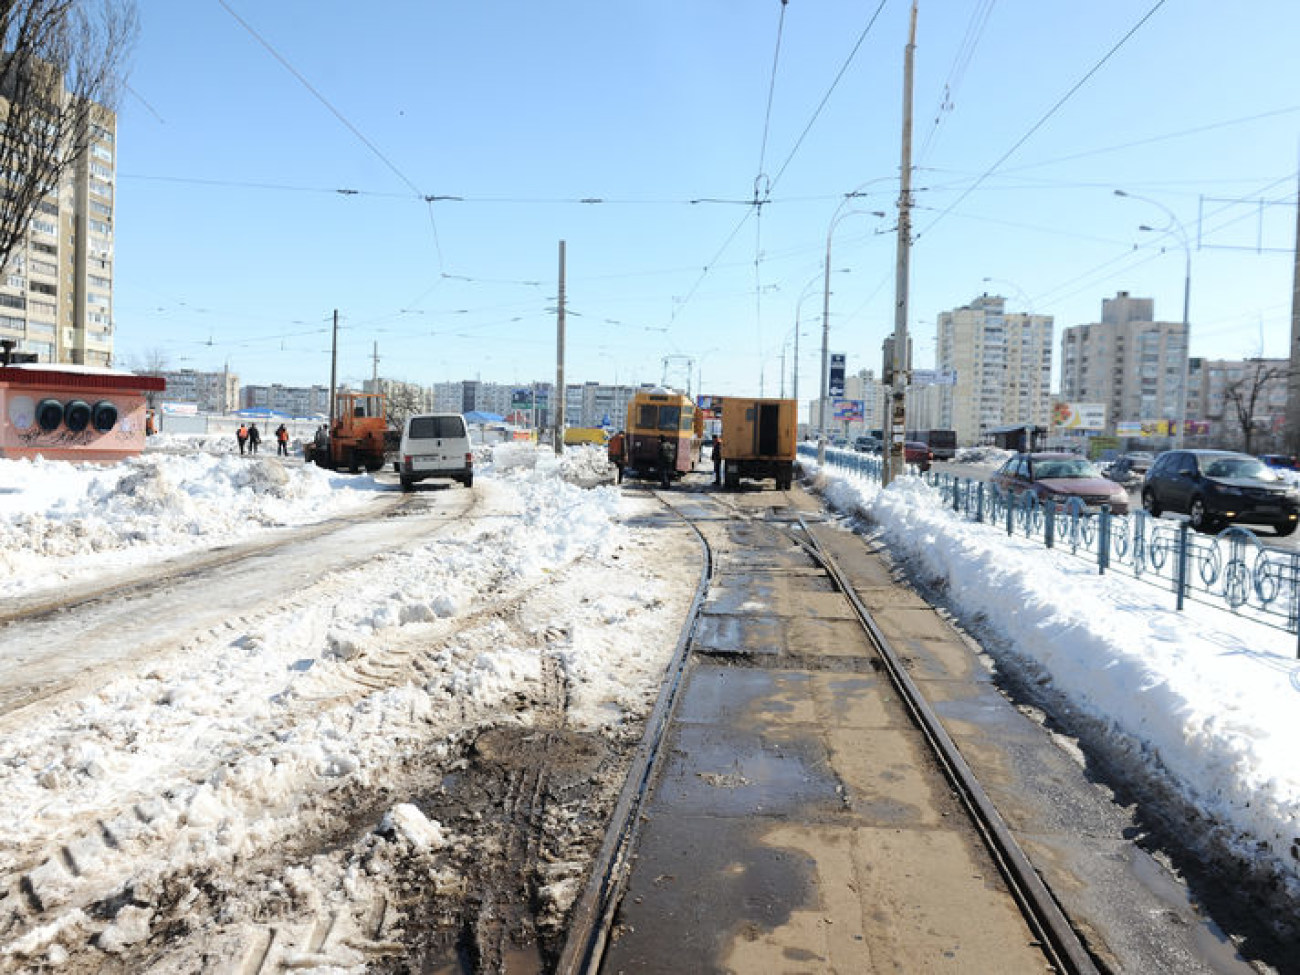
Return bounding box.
[719,396,797,490]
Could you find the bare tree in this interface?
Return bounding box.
[1223,359,1291,454]
[384,381,423,431]
[0,0,138,276]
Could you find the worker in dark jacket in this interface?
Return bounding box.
[711,436,723,486]
[657,435,676,488]
[607,430,626,483]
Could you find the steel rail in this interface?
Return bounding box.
[555,490,714,975]
[791,515,1102,975]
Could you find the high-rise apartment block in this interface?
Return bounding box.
[161,368,240,414]
[936,294,1053,446]
[1059,291,1186,435]
[0,105,116,366]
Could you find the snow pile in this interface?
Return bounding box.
[0,453,378,598]
[815,466,1300,902]
[0,456,691,966]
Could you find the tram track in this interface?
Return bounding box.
[560,483,1101,974]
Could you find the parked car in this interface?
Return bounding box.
[1141,449,1300,535]
[904,441,933,472]
[854,435,881,454]
[1104,452,1155,489]
[991,451,1130,515]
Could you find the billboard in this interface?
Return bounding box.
[829,353,845,397]
[1051,401,1106,431]
[911,368,957,387]
[832,399,865,421]
[1116,419,1177,437]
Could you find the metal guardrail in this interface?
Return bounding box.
[801,444,1300,655]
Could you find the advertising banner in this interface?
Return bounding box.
[911,368,957,387]
[696,395,723,418]
[832,399,864,421]
[1051,401,1106,430]
[829,353,845,397]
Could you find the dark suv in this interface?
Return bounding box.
[1141,449,1300,535]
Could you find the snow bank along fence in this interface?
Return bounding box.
[801,444,1300,655]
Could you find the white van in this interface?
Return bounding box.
[397,413,473,490]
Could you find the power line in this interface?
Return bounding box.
[917,0,998,164]
[215,0,444,271]
[915,0,1169,242]
[769,0,889,193]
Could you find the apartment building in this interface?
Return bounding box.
[241,383,330,417]
[1193,357,1289,450]
[1059,291,1186,436]
[0,104,116,367]
[936,294,1053,446]
[160,368,240,413]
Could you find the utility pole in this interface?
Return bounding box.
[554,240,567,455]
[1286,164,1300,459]
[371,340,380,386]
[884,1,917,487]
[329,308,338,423]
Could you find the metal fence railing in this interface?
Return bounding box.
[801,444,1300,654]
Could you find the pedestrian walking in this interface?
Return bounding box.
[275,424,290,457]
[248,423,262,454]
[712,436,723,486]
[236,424,248,455]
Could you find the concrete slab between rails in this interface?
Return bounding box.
[604,663,1049,974]
[866,603,997,684]
[695,614,876,659]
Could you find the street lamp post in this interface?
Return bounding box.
[1115,189,1192,447]
[820,193,887,465]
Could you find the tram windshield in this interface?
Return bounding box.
[637,404,683,432]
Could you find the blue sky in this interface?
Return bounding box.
[112,0,1300,404]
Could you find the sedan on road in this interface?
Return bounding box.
[991,452,1130,515]
[1141,449,1300,535]
[904,441,933,471]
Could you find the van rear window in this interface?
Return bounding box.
[410,416,465,439]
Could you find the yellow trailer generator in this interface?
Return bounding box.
[720,397,797,490]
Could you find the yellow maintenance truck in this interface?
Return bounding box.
[719,396,798,490]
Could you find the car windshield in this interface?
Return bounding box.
[1033,458,1100,480]
[1204,456,1275,480]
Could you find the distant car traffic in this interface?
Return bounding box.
[904,441,933,472]
[991,451,1130,515]
[854,435,881,454]
[1141,449,1300,535]
[1104,452,1155,489]
[1258,454,1298,471]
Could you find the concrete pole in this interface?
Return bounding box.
[884,1,917,487]
[554,240,566,455]
[1286,165,1300,458]
[329,309,338,423]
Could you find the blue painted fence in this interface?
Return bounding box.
[802,444,1300,655]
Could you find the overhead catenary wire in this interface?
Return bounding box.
[916,0,998,165]
[215,0,445,273]
[915,0,1169,242]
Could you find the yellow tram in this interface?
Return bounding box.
[620,387,703,483]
